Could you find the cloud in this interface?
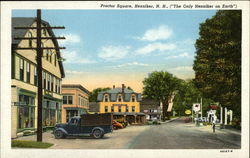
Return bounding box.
[98,45,131,61]
[168,66,193,72]
[137,25,173,41]
[62,50,96,64]
[59,33,81,45]
[135,43,176,55]
[115,62,149,68]
[165,52,192,59]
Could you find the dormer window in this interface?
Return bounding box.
[118,95,122,102]
[132,96,136,102]
[104,95,108,102]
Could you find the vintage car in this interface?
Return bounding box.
[53,113,113,139]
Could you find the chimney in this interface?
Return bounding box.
[113,85,115,89]
[122,84,125,93]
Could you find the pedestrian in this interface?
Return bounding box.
[212,119,216,133]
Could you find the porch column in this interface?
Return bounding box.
[229,110,233,125]
[224,107,228,125]
[220,106,223,124]
[134,115,137,124]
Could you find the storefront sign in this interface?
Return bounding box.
[193,103,200,112]
[185,109,192,115]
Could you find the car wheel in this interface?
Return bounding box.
[92,129,103,139]
[54,130,64,139]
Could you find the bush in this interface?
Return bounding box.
[12,140,53,148]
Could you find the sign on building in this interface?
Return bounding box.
[193,103,200,112]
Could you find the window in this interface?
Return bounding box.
[54,54,57,66]
[26,62,30,83]
[78,96,81,105]
[47,74,50,91]
[43,72,46,89]
[111,106,114,112]
[118,95,122,102]
[104,95,108,102]
[126,107,129,112]
[58,80,61,94]
[34,66,37,86]
[51,76,54,92]
[46,50,49,61]
[55,79,58,93]
[42,29,47,36]
[28,32,32,48]
[118,106,121,112]
[63,96,67,104]
[68,96,73,104]
[132,106,135,112]
[63,96,73,104]
[132,96,135,102]
[19,58,24,81]
[105,106,108,112]
[49,51,52,63]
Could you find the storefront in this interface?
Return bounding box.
[64,107,88,122]
[43,95,62,127]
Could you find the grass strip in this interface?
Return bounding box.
[12,140,53,148]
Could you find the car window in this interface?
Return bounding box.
[69,118,78,125]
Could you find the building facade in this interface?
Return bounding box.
[97,84,145,124]
[140,99,161,121]
[11,18,65,138]
[61,84,90,123]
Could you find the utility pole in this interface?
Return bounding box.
[14,9,65,142]
[200,97,202,118]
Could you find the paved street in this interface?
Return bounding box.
[15,117,241,149]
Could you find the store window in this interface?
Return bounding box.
[18,95,35,129]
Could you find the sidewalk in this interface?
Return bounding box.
[160,117,180,124]
[192,123,241,136]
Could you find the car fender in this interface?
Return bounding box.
[54,128,68,135]
[92,127,104,134]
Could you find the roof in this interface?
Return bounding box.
[140,98,160,110]
[100,88,134,94]
[12,17,65,78]
[97,87,142,102]
[62,84,90,95]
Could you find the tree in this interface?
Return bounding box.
[193,10,241,119]
[89,87,111,102]
[173,80,214,116]
[142,71,181,121]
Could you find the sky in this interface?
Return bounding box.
[12,9,217,92]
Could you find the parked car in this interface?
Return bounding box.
[112,120,123,129]
[53,113,113,139]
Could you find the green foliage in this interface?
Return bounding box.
[193,10,241,120]
[11,140,53,148]
[142,71,181,121]
[173,80,214,116]
[89,87,111,102]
